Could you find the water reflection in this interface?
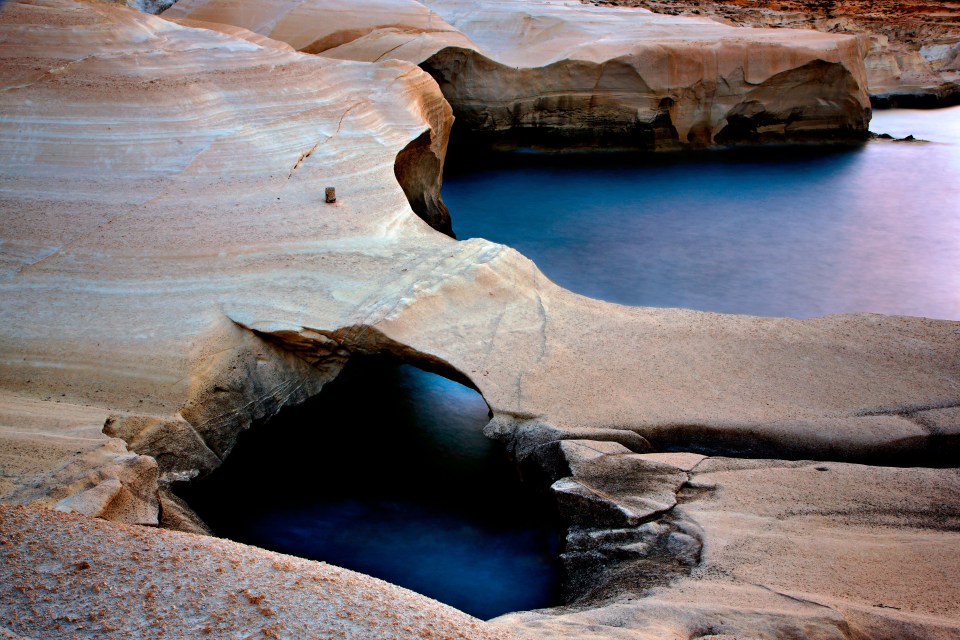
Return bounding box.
[178,359,561,620]
[443,107,960,320]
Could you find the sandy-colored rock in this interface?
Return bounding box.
[594,0,960,107]
[501,457,960,638]
[163,0,477,59]
[103,414,220,479]
[913,405,960,437]
[0,394,160,525]
[637,414,942,464]
[552,454,687,526]
[157,488,213,534]
[164,0,872,149]
[0,0,452,511]
[636,452,707,472]
[0,0,958,636]
[167,16,297,51]
[0,504,523,639]
[1,0,957,516]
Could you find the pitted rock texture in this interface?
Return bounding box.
[592,0,960,107]
[163,0,872,149]
[0,504,525,639]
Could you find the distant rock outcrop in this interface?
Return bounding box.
[163,0,872,149]
[590,0,960,108]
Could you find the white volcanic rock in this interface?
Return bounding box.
[163,0,478,59]
[164,0,872,149]
[0,0,959,636]
[1,0,958,516]
[590,0,960,107]
[0,0,454,513]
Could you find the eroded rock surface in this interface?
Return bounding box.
[0,395,160,525]
[0,0,452,518]
[0,504,524,639]
[593,0,960,107]
[1,0,959,637]
[163,0,872,149]
[500,452,960,639]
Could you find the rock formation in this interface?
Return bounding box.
[593,0,960,108]
[0,504,523,639]
[500,448,960,639]
[163,0,872,149]
[0,0,455,523]
[1,0,958,638]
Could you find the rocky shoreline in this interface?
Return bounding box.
[163,0,873,150]
[1,0,959,638]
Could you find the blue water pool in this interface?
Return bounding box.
[178,360,561,620]
[443,107,960,320]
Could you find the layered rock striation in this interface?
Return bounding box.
[163,0,872,149]
[0,0,456,518]
[1,0,959,638]
[593,0,960,108]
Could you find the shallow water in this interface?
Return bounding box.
[178,360,561,620]
[443,107,960,320]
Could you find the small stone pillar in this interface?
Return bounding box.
[325,187,337,203]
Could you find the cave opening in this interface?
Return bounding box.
[175,355,562,620]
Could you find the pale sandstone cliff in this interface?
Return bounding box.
[163,0,872,149]
[1,0,959,638]
[592,0,960,108]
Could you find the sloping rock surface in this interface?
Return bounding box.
[0,0,455,514]
[0,504,524,639]
[4,0,956,516]
[163,0,872,149]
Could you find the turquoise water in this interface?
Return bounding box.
[443,107,960,320]
[179,360,561,620]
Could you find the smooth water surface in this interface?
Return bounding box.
[179,360,560,620]
[443,107,960,319]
